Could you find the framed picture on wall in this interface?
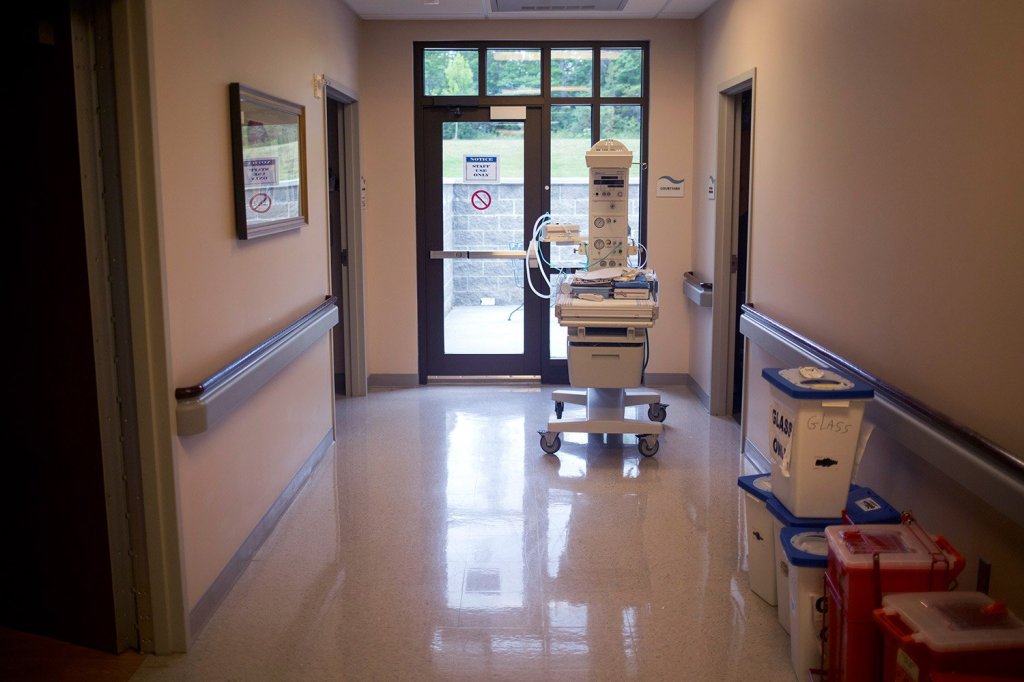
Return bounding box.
[229,83,307,240]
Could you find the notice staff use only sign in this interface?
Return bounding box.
[463,155,500,183]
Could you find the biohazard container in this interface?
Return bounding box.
[763,367,874,518]
[874,592,1024,681]
[738,474,776,605]
[824,521,965,682]
[780,528,829,680]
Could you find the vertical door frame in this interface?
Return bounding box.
[710,69,756,417]
[108,0,189,653]
[323,80,368,397]
[70,0,153,651]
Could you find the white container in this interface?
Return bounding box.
[780,528,829,679]
[763,367,874,518]
[737,474,776,605]
[568,329,644,388]
[767,497,839,634]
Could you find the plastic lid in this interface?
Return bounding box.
[762,367,874,400]
[846,486,901,525]
[780,528,829,568]
[766,497,842,527]
[825,524,954,569]
[881,592,1024,651]
[737,474,773,502]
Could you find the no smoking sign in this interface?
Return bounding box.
[470,189,491,211]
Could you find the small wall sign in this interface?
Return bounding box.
[464,155,500,183]
[656,175,685,198]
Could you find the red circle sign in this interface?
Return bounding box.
[249,192,272,214]
[470,189,492,211]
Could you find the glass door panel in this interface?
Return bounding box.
[442,121,525,355]
[421,106,544,378]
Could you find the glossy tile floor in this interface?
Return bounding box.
[134,386,795,681]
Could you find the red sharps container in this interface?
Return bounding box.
[824,518,965,681]
[873,591,1024,681]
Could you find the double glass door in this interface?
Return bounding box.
[420,106,563,380]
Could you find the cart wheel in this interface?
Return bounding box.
[554,401,564,419]
[638,436,659,458]
[540,432,562,455]
[647,403,667,423]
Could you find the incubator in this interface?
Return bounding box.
[528,140,667,457]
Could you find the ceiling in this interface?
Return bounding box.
[342,0,718,21]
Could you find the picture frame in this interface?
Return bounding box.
[229,83,307,240]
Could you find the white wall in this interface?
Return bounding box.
[148,0,360,610]
[691,0,1024,454]
[359,19,696,377]
[693,0,1024,611]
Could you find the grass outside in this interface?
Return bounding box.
[443,138,640,180]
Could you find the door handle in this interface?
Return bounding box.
[430,250,528,260]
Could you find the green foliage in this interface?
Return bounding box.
[486,49,541,96]
[551,50,592,97]
[551,105,591,140]
[424,49,478,96]
[600,105,642,143]
[600,48,643,97]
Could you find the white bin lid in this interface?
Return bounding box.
[880,592,1024,651]
[762,367,874,400]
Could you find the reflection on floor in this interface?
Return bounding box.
[133,386,794,681]
[443,304,569,359]
[0,627,145,681]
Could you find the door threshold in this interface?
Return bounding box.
[427,375,541,385]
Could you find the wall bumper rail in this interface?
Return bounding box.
[174,296,338,436]
[739,303,1023,523]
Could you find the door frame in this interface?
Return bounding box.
[108,0,189,652]
[710,69,757,417]
[416,105,547,380]
[323,80,368,397]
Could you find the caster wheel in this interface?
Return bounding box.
[647,403,667,423]
[638,436,659,458]
[540,433,562,455]
[555,401,564,419]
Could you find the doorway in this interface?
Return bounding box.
[731,90,752,420]
[710,71,755,419]
[417,105,548,380]
[325,84,367,396]
[9,0,143,652]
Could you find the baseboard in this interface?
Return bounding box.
[367,373,419,388]
[682,375,712,411]
[743,438,771,474]
[188,428,334,641]
[644,372,689,386]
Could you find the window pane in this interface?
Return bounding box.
[486,48,541,96]
[599,48,643,98]
[550,105,591,269]
[424,49,479,96]
[600,105,642,243]
[550,49,592,98]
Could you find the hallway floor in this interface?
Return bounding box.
[133,385,795,681]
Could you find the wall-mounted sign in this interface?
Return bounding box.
[464,155,500,183]
[243,157,278,187]
[656,175,685,198]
